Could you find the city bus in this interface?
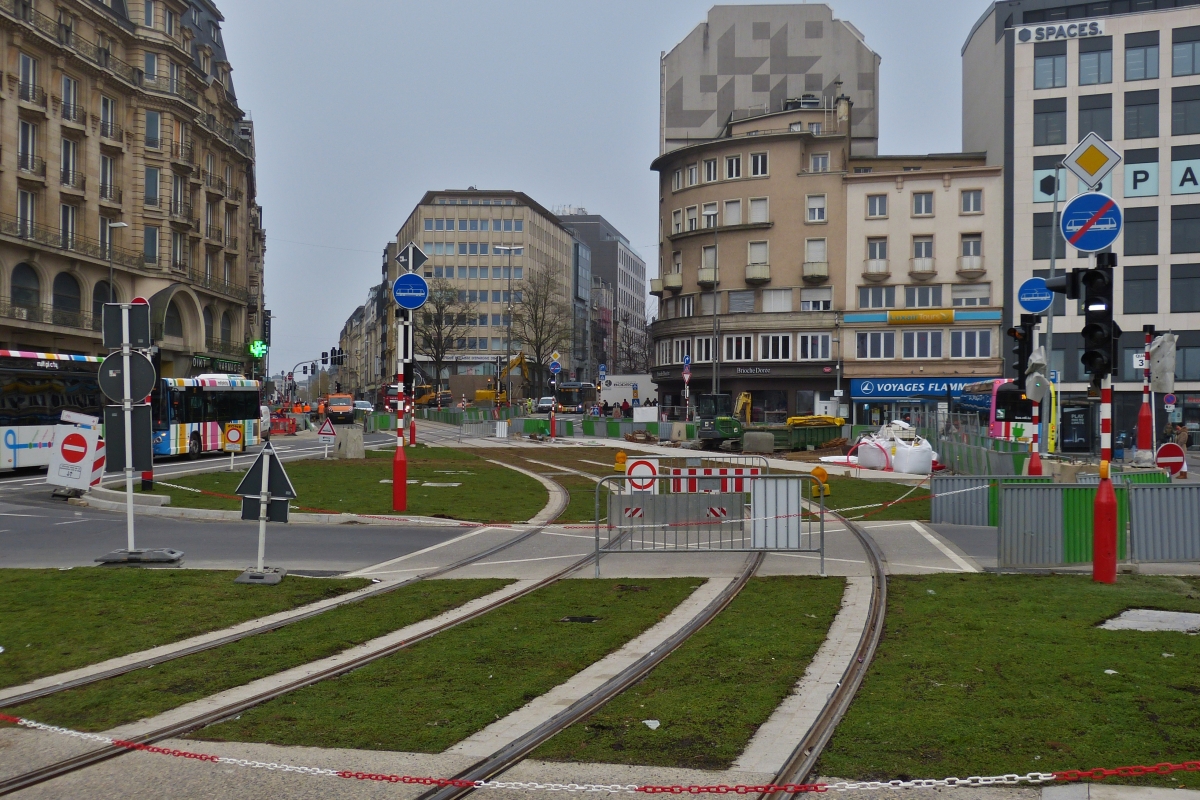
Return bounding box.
[0,350,103,470]
[152,375,264,458]
[554,381,597,413]
[957,379,1034,442]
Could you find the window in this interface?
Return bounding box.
[950,330,991,358]
[961,190,982,213]
[804,194,827,223]
[952,284,990,306]
[724,199,741,226]
[704,159,718,182]
[143,0,154,25]
[1126,32,1160,80]
[60,203,76,248]
[1078,39,1112,85]
[912,192,933,216]
[1033,212,1067,259]
[903,330,943,359]
[913,236,934,259]
[1125,90,1159,139]
[726,155,741,179]
[100,95,116,136]
[60,137,77,185]
[18,119,37,161]
[762,288,790,312]
[905,285,942,308]
[672,170,682,191]
[694,336,713,363]
[1176,347,1200,380]
[702,244,716,270]
[1078,94,1112,141]
[728,290,754,313]
[749,241,769,265]
[749,197,769,223]
[145,110,161,148]
[458,243,467,255]
[144,166,160,206]
[1034,98,1067,146]
[1171,204,1200,254]
[672,251,682,273]
[800,287,831,311]
[1124,206,1159,255]
[809,122,822,134]
[1174,28,1200,76]
[760,334,791,360]
[809,153,829,172]
[61,75,79,121]
[867,194,887,217]
[1034,43,1067,88]
[680,295,694,317]
[672,209,682,234]
[424,218,433,231]
[143,225,159,264]
[1124,265,1158,314]
[144,52,158,81]
[751,152,768,176]
[797,333,831,360]
[724,335,753,361]
[687,163,697,186]
[17,190,35,236]
[1170,264,1200,312]
[859,285,896,309]
[857,331,895,359]
[867,238,889,263]
[686,206,697,231]
[1172,85,1200,136]
[703,202,717,228]
[806,237,825,262]
[961,234,982,257]
[18,52,37,97]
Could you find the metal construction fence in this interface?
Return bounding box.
[1128,484,1200,562]
[592,473,825,576]
[931,475,1052,527]
[935,440,1029,476]
[998,483,1130,569]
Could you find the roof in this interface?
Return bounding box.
[414,190,566,232]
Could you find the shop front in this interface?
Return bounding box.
[851,377,1000,427]
[653,362,842,421]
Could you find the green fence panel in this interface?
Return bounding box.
[987,477,1053,526]
[1061,486,1128,563]
[686,423,695,439]
[1123,470,1170,485]
[607,420,621,437]
[646,422,658,436]
[582,420,595,436]
[561,421,574,436]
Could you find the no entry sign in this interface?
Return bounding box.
[46,425,99,491]
[1156,442,1187,476]
[61,432,88,463]
[625,458,658,492]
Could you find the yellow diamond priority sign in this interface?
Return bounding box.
[1063,132,1121,189]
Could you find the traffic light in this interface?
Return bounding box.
[321,351,329,365]
[1006,314,1037,390]
[1044,267,1084,299]
[302,365,308,375]
[1080,253,1121,386]
[335,382,342,393]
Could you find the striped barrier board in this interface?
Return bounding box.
[670,467,761,493]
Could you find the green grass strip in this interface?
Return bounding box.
[141,447,546,522]
[6,579,512,731]
[192,578,700,753]
[0,569,368,689]
[533,576,846,769]
[818,574,1200,784]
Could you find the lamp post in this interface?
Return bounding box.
[106,221,129,302]
[494,245,522,403]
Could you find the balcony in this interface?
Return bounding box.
[59,169,85,192]
[139,73,199,106]
[202,170,227,196]
[227,185,244,202]
[169,201,198,229]
[957,254,985,278]
[649,278,664,297]
[99,183,123,204]
[908,257,937,280]
[204,337,242,356]
[189,266,249,301]
[171,253,189,272]
[745,262,770,283]
[802,261,829,283]
[170,140,195,165]
[3,3,139,86]
[697,267,719,287]
[662,273,683,293]
[18,82,46,107]
[0,300,92,331]
[862,259,890,281]
[17,152,46,178]
[144,195,163,211]
[60,102,84,124]
[206,224,224,243]
[0,210,144,270]
[100,121,123,142]
[225,235,238,251]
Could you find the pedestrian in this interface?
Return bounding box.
[602,400,611,417]
[1175,424,1191,450]
[621,399,631,418]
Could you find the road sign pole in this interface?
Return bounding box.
[1137,325,1155,462]
[1094,373,1117,584]
[257,446,270,573]
[121,306,136,553]
[1045,166,1061,454]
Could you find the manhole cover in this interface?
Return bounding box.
[560,616,602,623]
[1099,609,1200,632]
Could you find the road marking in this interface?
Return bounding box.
[342,526,497,577]
[0,512,36,517]
[768,551,971,572]
[538,530,596,540]
[909,521,979,572]
[53,519,88,525]
[475,553,588,566]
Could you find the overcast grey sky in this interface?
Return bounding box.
[220,1,989,376]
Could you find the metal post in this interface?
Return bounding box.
[1044,165,1062,453]
[1094,372,1117,583]
[1137,324,1155,463]
[121,306,136,553]
[257,446,269,572]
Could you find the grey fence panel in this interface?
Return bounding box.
[998,485,1064,568]
[460,421,497,439]
[749,478,816,550]
[931,476,992,526]
[607,492,746,550]
[1129,484,1200,562]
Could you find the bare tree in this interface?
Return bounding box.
[618,315,652,373]
[414,278,476,393]
[512,264,572,396]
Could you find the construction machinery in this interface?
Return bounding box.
[697,391,844,451]
[696,393,745,449]
[475,354,530,403]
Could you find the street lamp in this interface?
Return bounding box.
[107,221,129,302]
[494,244,522,403]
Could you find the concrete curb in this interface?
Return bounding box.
[483,458,569,526]
[77,494,474,527]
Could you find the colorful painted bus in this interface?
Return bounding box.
[152,375,263,458]
[0,350,103,470]
[957,379,1034,442]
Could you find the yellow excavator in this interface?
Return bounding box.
[475,354,530,403]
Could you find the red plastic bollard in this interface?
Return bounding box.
[1137,401,1153,453]
[408,403,416,446]
[1093,461,1117,584]
[393,416,407,512]
[141,470,153,491]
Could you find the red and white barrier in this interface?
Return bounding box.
[669,467,761,493]
[91,440,106,487]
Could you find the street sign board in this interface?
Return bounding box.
[1156,442,1187,475]
[394,241,428,273]
[1164,392,1178,412]
[1050,370,1060,383]
[223,423,245,453]
[392,272,429,310]
[98,351,157,403]
[683,372,691,385]
[683,355,691,366]
[626,457,658,492]
[1064,132,1121,189]
[682,364,691,376]
[103,405,153,472]
[549,360,561,374]
[1132,353,1148,370]
[317,417,337,444]
[236,442,297,500]
[46,425,100,491]
[598,363,607,377]
[102,303,152,349]
[1060,191,1122,252]
[550,351,561,362]
[1017,277,1054,314]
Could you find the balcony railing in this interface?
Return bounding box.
[60,168,85,190]
[170,140,195,164]
[100,120,123,141]
[202,171,227,194]
[18,82,46,106]
[139,73,199,106]
[227,186,243,202]
[745,262,771,283]
[145,195,163,209]
[0,299,93,331]
[17,152,46,177]
[60,102,84,123]
[662,273,683,292]
[189,266,249,301]
[1,0,139,86]
[225,235,238,250]
[204,336,242,356]
[169,200,196,225]
[145,137,163,150]
[205,225,224,242]
[99,183,122,203]
[171,254,189,272]
[197,113,251,158]
[802,261,829,282]
[909,257,937,279]
[863,258,890,281]
[697,267,719,287]
[957,255,985,275]
[0,211,144,269]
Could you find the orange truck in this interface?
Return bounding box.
[325,393,355,424]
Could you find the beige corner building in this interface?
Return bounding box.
[0,0,265,377]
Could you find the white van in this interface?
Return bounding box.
[260,405,272,441]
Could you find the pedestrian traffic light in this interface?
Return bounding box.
[302,365,308,375]
[335,382,342,393]
[1080,253,1121,386]
[321,351,328,365]
[1006,314,1037,390]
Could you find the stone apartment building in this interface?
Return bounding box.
[0,0,265,377]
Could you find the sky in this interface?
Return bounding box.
[219,0,991,376]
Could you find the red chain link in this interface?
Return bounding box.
[1056,761,1200,781]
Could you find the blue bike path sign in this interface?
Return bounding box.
[392,272,429,310]
[1017,277,1054,314]
[1060,192,1122,253]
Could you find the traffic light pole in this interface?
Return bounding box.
[1137,324,1155,464]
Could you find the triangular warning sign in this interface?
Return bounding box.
[234,442,298,499]
[317,418,336,437]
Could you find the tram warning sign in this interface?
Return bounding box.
[317,418,337,445]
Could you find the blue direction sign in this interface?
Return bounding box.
[392,272,429,310]
[549,360,562,374]
[1017,277,1054,314]
[683,355,691,366]
[598,363,607,378]
[1060,192,1122,253]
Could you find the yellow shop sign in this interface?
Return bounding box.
[887,309,955,325]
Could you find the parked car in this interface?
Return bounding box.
[354,400,374,413]
[535,396,556,413]
[260,405,271,441]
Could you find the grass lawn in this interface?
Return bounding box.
[534,576,846,769]
[0,569,367,690]
[191,578,700,753]
[5,579,511,731]
[142,447,546,523]
[817,574,1200,784]
[822,476,930,521]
